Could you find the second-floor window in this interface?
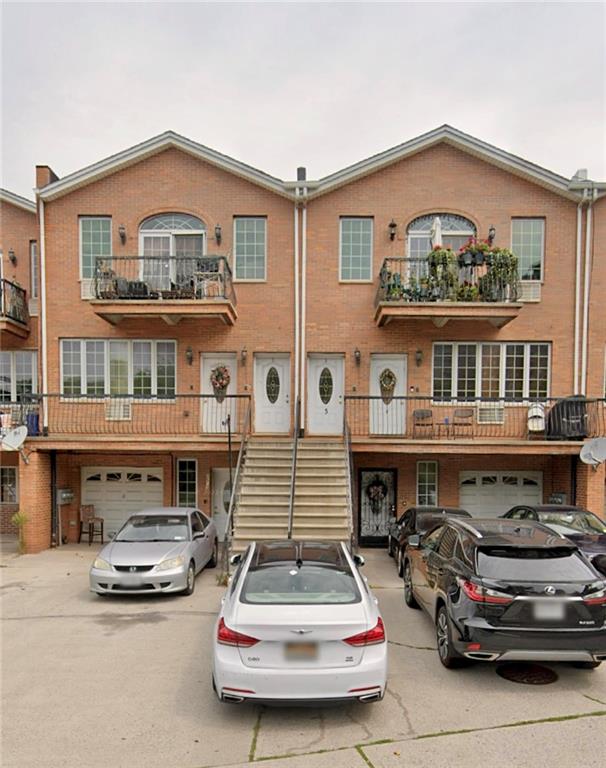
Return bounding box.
[80,217,112,279]
[61,340,176,397]
[0,350,37,402]
[511,218,544,281]
[432,342,550,401]
[234,217,266,280]
[340,217,372,281]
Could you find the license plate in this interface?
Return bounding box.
[533,601,565,621]
[284,642,318,661]
[119,574,142,587]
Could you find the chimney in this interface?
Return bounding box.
[297,166,307,181]
[572,168,588,181]
[36,165,59,189]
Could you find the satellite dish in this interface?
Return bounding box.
[580,437,606,467]
[1,426,27,451]
[0,426,29,464]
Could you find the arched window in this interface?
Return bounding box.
[407,214,476,259]
[139,213,206,291]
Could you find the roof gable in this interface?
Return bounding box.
[0,188,36,213]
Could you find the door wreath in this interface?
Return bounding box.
[379,368,397,405]
[210,365,231,403]
[366,475,388,515]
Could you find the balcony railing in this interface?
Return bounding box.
[93,256,236,305]
[0,279,29,325]
[345,396,606,442]
[0,398,40,436]
[375,257,519,306]
[6,394,251,437]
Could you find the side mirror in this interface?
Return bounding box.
[592,554,606,576]
[229,553,242,566]
[408,534,421,549]
[193,531,205,539]
[353,554,365,567]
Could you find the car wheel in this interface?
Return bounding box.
[396,547,404,577]
[572,661,601,669]
[403,561,420,609]
[181,561,195,596]
[207,540,218,569]
[436,605,464,668]
[387,535,394,557]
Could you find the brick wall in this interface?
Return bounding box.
[19,451,51,553]
[576,461,605,519]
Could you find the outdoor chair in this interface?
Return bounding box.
[78,505,104,545]
[412,409,434,438]
[453,407,474,438]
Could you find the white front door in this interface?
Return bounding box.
[81,466,164,540]
[459,471,543,517]
[369,354,407,435]
[307,355,344,435]
[201,353,237,433]
[254,354,291,433]
[211,468,232,542]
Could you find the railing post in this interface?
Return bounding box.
[287,397,301,539]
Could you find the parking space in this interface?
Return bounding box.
[1,545,605,768]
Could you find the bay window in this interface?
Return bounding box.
[432,342,550,400]
[61,340,176,397]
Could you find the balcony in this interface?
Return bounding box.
[89,256,237,326]
[374,256,522,327]
[0,279,30,338]
[345,395,606,452]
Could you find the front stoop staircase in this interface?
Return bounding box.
[230,437,351,554]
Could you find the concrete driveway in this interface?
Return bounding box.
[1,544,605,768]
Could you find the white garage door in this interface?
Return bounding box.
[82,467,164,539]
[459,471,542,518]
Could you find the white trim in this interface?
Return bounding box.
[176,458,198,508]
[301,197,308,430]
[581,191,597,395]
[416,460,438,506]
[339,217,373,282]
[232,216,267,282]
[293,195,300,414]
[0,189,36,213]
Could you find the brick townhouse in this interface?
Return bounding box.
[1,125,605,553]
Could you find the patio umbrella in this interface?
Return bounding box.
[430,216,442,248]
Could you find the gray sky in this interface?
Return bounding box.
[2,1,605,199]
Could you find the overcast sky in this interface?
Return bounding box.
[2,1,605,199]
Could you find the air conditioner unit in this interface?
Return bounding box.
[105,401,132,421]
[477,403,505,424]
[518,282,541,302]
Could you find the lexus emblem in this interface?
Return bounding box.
[291,629,312,635]
[129,566,137,573]
[544,586,556,596]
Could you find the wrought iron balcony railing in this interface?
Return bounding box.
[375,256,519,306]
[345,395,606,442]
[93,255,236,305]
[0,279,29,325]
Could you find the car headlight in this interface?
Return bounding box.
[155,555,185,571]
[93,557,112,571]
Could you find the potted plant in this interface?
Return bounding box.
[210,364,231,403]
[11,510,27,554]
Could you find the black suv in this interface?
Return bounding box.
[402,518,606,669]
[387,506,470,577]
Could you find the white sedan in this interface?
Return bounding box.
[212,540,387,704]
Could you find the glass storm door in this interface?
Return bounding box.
[253,354,291,433]
[307,355,344,435]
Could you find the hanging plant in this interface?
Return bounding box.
[210,365,231,403]
[366,476,388,515]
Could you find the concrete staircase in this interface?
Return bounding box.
[230,437,351,553]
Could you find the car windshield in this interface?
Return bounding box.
[115,515,189,542]
[537,510,606,535]
[477,547,596,581]
[240,564,361,604]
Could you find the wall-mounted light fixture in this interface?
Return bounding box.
[8,249,17,265]
[185,346,194,366]
[354,348,361,365]
[240,347,248,365]
[488,225,496,244]
[415,349,424,367]
[388,219,397,241]
[118,224,127,244]
[214,224,222,245]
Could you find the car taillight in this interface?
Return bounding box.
[583,588,606,606]
[343,617,386,647]
[217,618,259,647]
[457,578,513,605]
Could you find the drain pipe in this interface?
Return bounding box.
[39,198,49,432]
[300,191,308,436]
[580,189,598,395]
[293,183,301,421]
[573,194,587,394]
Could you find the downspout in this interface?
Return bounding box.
[580,189,597,395]
[39,198,49,432]
[300,189,308,435]
[573,195,586,394]
[293,191,300,426]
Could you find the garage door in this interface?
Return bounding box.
[459,471,542,518]
[82,467,164,539]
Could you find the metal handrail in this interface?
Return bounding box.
[287,397,301,539]
[0,278,29,325]
[221,399,252,574]
[343,415,357,552]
